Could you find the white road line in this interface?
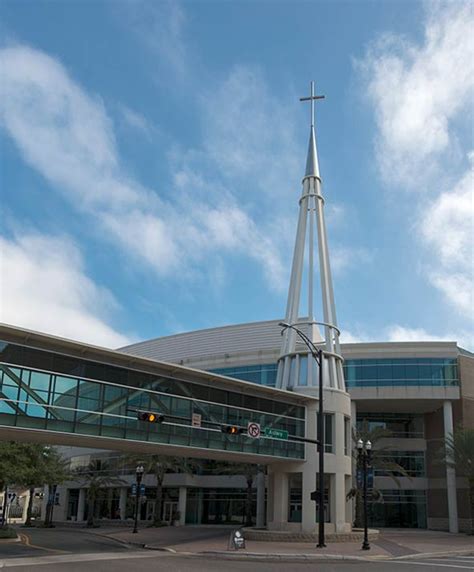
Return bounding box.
[389,561,474,570]
[0,551,164,568]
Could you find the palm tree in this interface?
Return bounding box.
[347,422,409,527]
[439,427,474,535]
[210,461,261,526]
[75,460,125,527]
[125,455,197,527]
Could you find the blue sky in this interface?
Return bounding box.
[1,1,472,350]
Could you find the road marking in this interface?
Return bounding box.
[389,561,474,570]
[19,533,68,554]
[0,550,163,568]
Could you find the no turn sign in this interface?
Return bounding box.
[247,422,261,439]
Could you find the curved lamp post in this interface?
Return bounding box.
[357,439,372,550]
[279,322,326,548]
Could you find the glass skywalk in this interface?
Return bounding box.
[0,335,306,461]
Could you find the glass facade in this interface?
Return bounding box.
[0,341,305,460]
[211,357,458,390]
[210,364,278,387]
[356,413,424,438]
[375,451,426,478]
[344,358,458,388]
[186,488,258,525]
[370,490,427,528]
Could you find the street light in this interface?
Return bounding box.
[132,465,144,534]
[357,439,372,550]
[279,322,326,548]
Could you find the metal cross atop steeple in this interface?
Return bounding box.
[299,81,325,127]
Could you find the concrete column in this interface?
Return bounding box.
[77,488,86,522]
[350,400,357,431]
[119,487,127,521]
[178,487,187,526]
[41,485,49,521]
[271,471,289,529]
[443,400,459,533]
[333,472,347,533]
[302,401,317,532]
[21,492,29,523]
[256,469,265,528]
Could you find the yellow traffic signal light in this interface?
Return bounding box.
[137,411,164,423]
[221,425,244,435]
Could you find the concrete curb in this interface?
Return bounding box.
[394,549,474,560]
[181,550,386,562]
[170,548,474,563]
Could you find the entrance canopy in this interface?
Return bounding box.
[0,324,311,464]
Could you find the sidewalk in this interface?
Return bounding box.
[92,525,474,561]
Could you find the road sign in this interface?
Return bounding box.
[131,483,137,496]
[139,483,146,496]
[247,422,261,439]
[192,413,202,427]
[264,427,289,440]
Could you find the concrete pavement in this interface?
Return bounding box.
[93,526,474,561]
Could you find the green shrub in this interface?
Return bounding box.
[0,526,17,539]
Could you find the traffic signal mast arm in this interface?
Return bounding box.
[131,407,318,444]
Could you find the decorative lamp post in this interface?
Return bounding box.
[133,465,144,534]
[357,439,372,550]
[279,322,326,548]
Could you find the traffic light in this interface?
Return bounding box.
[136,410,164,423]
[221,425,245,435]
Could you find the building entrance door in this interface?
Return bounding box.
[163,501,178,524]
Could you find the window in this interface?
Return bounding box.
[288,473,302,522]
[317,413,334,453]
[356,413,424,438]
[343,358,458,388]
[344,417,350,456]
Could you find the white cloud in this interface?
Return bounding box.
[0,44,286,290]
[421,156,473,315]
[386,325,454,343]
[120,1,188,81]
[0,233,132,347]
[360,2,474,187]
[331,245,373,275]
[118,104,154,138]
[359,2,474,329]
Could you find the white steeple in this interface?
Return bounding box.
[276,81,345,391]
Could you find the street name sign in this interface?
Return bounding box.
[264,427,289,440]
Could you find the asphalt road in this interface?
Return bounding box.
[0,526,132,558]
[1,554,474,571]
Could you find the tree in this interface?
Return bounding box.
[347,422,409,528]
[23,446,71,527]
[439,427,474,535]
[75,460,125,527]
[0,442,30,527]
[125,455,197,527]
[210,461,261,526]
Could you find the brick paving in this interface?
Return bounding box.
[91,526,474,560]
